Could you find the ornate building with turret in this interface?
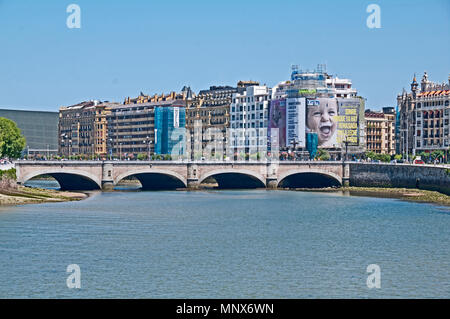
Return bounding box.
[397,72,450,159]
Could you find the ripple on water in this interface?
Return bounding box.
[0,189,449,298]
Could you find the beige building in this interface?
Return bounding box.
[414,73,450,154]
[59,101,101,157]
[186,85,238,154]
[365,108,396,155]
[59,88,193,159]
[106,99,186,159]
[397,72,450,157]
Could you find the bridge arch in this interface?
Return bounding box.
[199,169,266,189]
[277,169,342,188]
[115,169,187,190]
[21,169,102,191]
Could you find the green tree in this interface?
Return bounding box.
[0,117,26,159]
[137,153,148,161]
[315,149,330,161]
[430,150,444,161]
[377,153,391,163]
[365,151,376,160]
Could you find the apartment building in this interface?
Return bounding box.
[229,83,271,154]
[59,100,103,157]
[365,107,396,155]
[397,72,450,157]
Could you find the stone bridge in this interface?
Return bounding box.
[15,160,348,191]
[14,161,450,195]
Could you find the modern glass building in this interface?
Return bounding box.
[0,109,58,156]
[154,106,186,156]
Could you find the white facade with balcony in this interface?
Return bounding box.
[229,85,271,154]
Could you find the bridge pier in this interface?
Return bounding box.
[342,162,350,187]
[102,181,114,191]
[187,178,199,189]
[187,163,199,189]
[266,177,278,189]
[102,163,114,191]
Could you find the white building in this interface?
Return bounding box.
[229,85,271,154]
[413,73,450,153]
[326,76,357,99]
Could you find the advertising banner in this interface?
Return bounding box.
[305,97,361,148]
[268,99,287,148]
[305,98,339,148]
[286,97,306,147]
[335,98,361,146]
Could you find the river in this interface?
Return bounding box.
[0,182,449,298]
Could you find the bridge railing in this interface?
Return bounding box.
[13,159,450,169]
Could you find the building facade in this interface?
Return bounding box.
[107,100,187,159]
[229,83,271,155]
[186,85,237,155]
[269,65,366,157]
[59,101,103,158]
[59,88,192,159]
[365,107,396,155]
[155,105,186,156]
[397,72,450,158]
[0,108,58,157]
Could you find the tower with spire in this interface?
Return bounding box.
[411,74,418,98]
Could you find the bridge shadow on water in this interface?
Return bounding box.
[278,173,341,189]
[201,173,265,189]
[132,173,185,190]
[25,172,341,191]
[25,173,100,191]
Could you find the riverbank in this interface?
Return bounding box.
[292,186,450,206]
[0,186,87,206]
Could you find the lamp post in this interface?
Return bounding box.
[344,138,349,162]
[61,134,67,158]
[108,138,113,160]
[291,139,298,161]
[119,143,123,161]
[400,126,413,163]
[144,136,151,160]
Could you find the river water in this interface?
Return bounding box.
[0,183,449,298]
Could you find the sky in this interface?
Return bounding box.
[0,0,449,112]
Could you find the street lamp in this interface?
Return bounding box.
[291,139,298,161]
[400,126,413,163]
[144,136,152,160]
[108,138,113,160]
[344,137,349,162]
[119,143,123,161]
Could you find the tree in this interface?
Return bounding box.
[137,153,147,161]
[0,117,26,159]
[365,151,376,160]
[315,149,330,161]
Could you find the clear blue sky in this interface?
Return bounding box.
[0,0,449,112]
